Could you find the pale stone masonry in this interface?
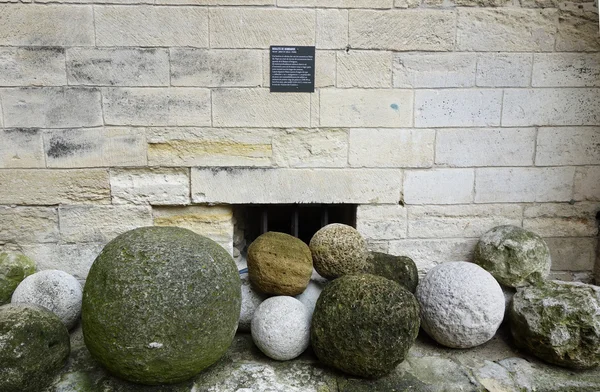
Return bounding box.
[0,1,598,283]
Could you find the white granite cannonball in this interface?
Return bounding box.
[11,269,82,330]
[238,276,267,332]
[251,296,310,361]
[416,262,505,349]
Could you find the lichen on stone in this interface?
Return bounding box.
[309,224,369,279]
[364,252,418,293]
[0,251,36,305]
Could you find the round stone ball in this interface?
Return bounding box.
[238,275,267,332]
[0,303,70,392]
[82,226,241,385]
[247,231,313,296]
[309,223,369,279]
[311,274,420,378]
[416,262,505,349]
[295,278,326,318]
[251,296,311,361]
[366,252,419,293]
[0,251,36,305]
[474,225,551,288]
[12,269,82,330]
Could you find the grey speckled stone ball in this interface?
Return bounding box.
[251,296,311,361]
[474,225,551,288]
[416,262,505,349]
[12,269,82,330]
[309,223,368,279]
[239,275,267,332]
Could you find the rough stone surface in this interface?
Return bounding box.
[0,303,70,392]
[365,252,419,293]
[309,223,369,279]
[238,275,267,332]
[510,280,600,369]
[474,225,551,287]
[251,296,311,361]
[11,269,82,330]
[295,270,327,317]
[247,232,313,296]
[0,251,36,304]
[110,168,190,205]
[312,274,420,378]
[416,262,505,348]
[82,226,241,385]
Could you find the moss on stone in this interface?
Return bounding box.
[364,252,418,293]
[0,251,36,304]
[311,274,420,378]
[82,226,241,385]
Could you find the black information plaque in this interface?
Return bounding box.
[270,46,315,93]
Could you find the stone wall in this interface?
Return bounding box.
[0,0,599,282]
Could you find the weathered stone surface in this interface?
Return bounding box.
[356,204,407,241]
[0,169,110,205]
[248,232,313,296]
[251,296,311,361]
[66,48,169,86]
[575,167,600,201]
[337,51,392,88]
[546,237,597,271]
[0,47,66,86]
[536,127,600,166]
[555,9,600,52]
[474,225,551,287]
[12,270,82,329]
[0,5,94,46]
[272,128,348,168]
[103,87,211,126]
[1,87,102,128]
[366,252,418,293]
[350,10,455,51]
[510,281,600,369]
[82,227,241,384]
[0,206,59,244]
[416,262,505,348]
[523,203,599,238]
[476,53,532,87]
[435,128,536,167]
[394,53,476,88]
[320,89,413,127]
[238,275,266,332]
[415,89,502,127]
[0,252,35,304]
[0,128,45,168]
[279,0,392,6]
[110,168,189,205]
[95,6,208,47]
[475,167,575,203]
[349,128,434,168]
[0,304,70,392]
[19,243,104,281]
[312,274,420,378]
[316,9,348,49]
[310,223,369,279]
[210,8,315,48]
[457,9,557,51]
[533,53,600,87]
[404,168,474,204]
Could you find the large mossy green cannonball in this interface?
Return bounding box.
[82,227,241,385]
[311,274,420,378]
[0,303,70,392]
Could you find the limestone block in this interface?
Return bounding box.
[278,0,393,6]
[191,168,402,204]
[311,92,320,128]
[546,237,597,271]
[457,9,557,51]
[356,204,407,240]
[0,48,66,86]
[213,89,310,127]
[0,129,45,168]
[393,53,476,88]
[415,89,502,127]
[475,167,575,203]
[394,0,421,7]
[320,89,413,128]
[272,128,348,168]
[103,88,211,127]
[110,168,190,205]
[58,205,152,244]
[158,0,273,4]
[210,8,315,48]
[0,169,110,205]
[66,48,169,86]
[0,207,58,244]
[555,10,600,52]
[171,49,262,87]
[404,169,474,204]
[20,243,105,281]
[350,10,455,51]
[0,5,94,46]
[435,128,536,167]
[574,167,600,201]
[316,9,348,49]
[43,128,147,168]
[1,87,102,128]
[337,51,392,88]
[408,205,523,239]
[349,128,434,168]
[536,127,600,166]
[147,127,273,167]
[532,53,600,87]
[476,53,532,87]
[152,206,234,254]
[524,203,599,238]
[502,89,600,126]
[95,6,208,47]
